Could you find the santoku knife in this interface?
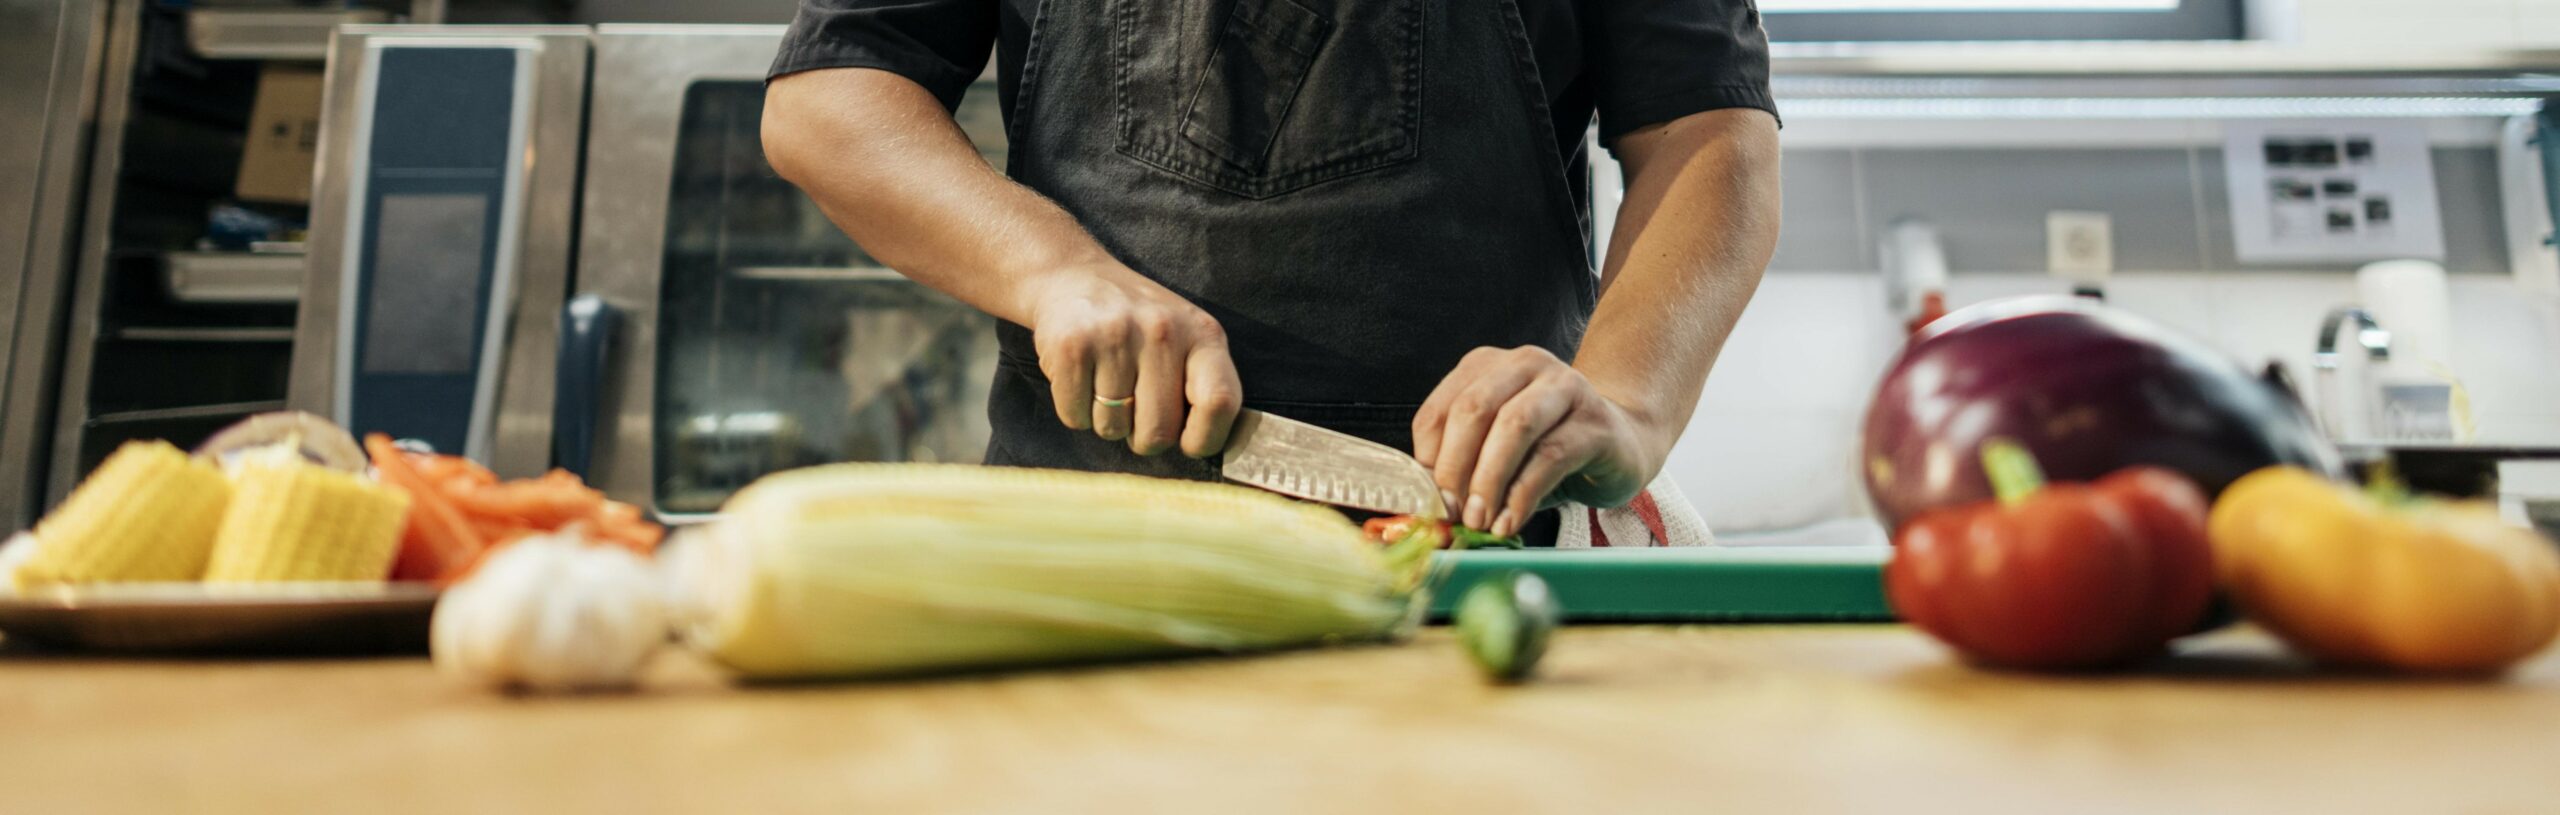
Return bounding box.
[1218,409,1447,519]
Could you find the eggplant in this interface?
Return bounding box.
[1862,296,2342,533]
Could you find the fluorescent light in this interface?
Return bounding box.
[1760,0,2177,11]
[1781,96,2547,118]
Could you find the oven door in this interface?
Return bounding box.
[570,25,1007,517]
[290,25,589,477]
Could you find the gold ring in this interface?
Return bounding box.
[1094,394,1132,408]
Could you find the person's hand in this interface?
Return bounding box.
[1412,346,1662,537]
[1024,264,1243,457]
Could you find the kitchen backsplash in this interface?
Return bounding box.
[1672,146,2560,533]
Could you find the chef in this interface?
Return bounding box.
[763,0,1780,546]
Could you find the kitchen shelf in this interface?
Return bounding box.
[112,327,295,343]
[85,401,285,428]
[163,251,305,304]
[1768,43,2560,120]
[1770,41,2560,80]
[118,110,244,194]
[185,8,389,61]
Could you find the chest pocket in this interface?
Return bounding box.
[1114,0,1424,199]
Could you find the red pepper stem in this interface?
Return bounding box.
[1981,438,2047,506]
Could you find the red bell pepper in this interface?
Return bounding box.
[1886,439,2215,670]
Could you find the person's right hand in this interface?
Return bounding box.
[1024,264,1243,457]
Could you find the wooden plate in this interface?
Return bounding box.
[0,582,438,654]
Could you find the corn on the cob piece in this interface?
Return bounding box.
[203,462,411,582]
[16,441,233,586]
[679,464,1416,679]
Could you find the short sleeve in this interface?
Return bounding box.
[1582,0,1778,143]
[767,0,999,113]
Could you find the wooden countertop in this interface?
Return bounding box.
[3,625,2555,814]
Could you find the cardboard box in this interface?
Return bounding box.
[234,65,325,205]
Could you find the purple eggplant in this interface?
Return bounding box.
[1862,296,2342,533]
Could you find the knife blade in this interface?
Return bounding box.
[1218,409,1447,519]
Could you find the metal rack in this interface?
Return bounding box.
[185,7,390,61]
[164,250,307,303]
[1768,41,2560,78]
[1767,43,2560,118]
[1,0,432,526]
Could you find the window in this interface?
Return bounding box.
[1764,0,2179,10]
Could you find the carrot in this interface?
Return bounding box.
[447,480,605,528]
[592,522,662,555]
[367,434,488,584]
[386,510,448,582]
[438,544,501,586]
[366,437,663,582]
[593,501,665,553]
[468,517,534,545]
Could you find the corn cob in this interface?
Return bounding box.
[678,464,1416,679]
[203,462,411,582]
[16,441,233,586]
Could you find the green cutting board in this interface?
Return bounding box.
[1425,545,1894,623]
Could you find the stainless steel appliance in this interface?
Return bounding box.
[289,25,588,476]
[300,25,1004,516]
[0,0,107,527]
[7,1,450,525]
[574,25,1002,516]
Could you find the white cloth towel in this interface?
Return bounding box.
[1554,474,1715,548]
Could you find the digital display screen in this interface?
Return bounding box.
[362,193,488,375]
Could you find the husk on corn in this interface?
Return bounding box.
[675,464,1420,679]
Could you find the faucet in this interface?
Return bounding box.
[2314,307,2391,369]
[2312,307,2391,437]
[1879,218,1951,336]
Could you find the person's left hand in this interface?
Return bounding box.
[1412,346,1662,537]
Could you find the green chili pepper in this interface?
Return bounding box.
[1455,570,1560,683]
[1451,525,1522,550]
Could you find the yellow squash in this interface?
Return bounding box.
[2210,466,2560,673]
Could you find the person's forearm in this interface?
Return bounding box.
[763,68,1245,456]
[1578,108,1781,463]
[763,68,1119,326]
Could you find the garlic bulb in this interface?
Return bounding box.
[0,533,39,589]
[431,532,668,692]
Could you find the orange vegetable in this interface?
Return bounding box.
[2211,466,2560,673]
[367,434,488,584]
[445,479,603,529]
[363,434,660,585]
[1361,516,1450,549]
